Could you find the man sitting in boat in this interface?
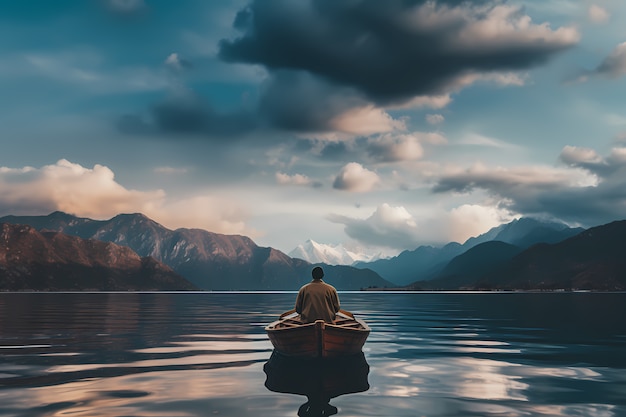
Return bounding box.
[295,267,340,323]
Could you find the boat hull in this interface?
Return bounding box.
[265,310,370,358]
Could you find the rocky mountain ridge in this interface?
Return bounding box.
[0,212,391,290]
[0,223,195,291]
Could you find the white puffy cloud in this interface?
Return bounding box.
[588,4,610,24]
[0,160,252,235]
[366,131,447,163]
[447,204,516,244]
[327,202,517,250]
[327,204,421,250]
[332,163,380,192]
[329,105,406,136]
[447,4,580,50]
[0,159,165,217]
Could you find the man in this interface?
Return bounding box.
[295,266,340,323]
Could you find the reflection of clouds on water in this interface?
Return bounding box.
[2,292,626,417]
[530,404,617,417]
[370,357,528,401]
[8,364,274,417]
[368,355,626,417]
[517,365,603,381]
[454,358,528,401]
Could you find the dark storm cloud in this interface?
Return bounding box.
[258,70,366,132]
[118,92,257,139]
[219,0,579,105]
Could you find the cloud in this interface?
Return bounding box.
[275,172,317,187]
[153,166,189,175]
[103,0,146,16]
[330,105,406,136]
[432,147,626,226]
[164,53,193,72]
[0,160,252,235]
[447,204,516,243]
[588,4,610,24]
[426,114,445,125]
[433,162,596,195]
[366,132,447,163]
[560,145,626,177]
[458,133,521,149]
[153,195,252,235]
[328,202,516,249]
[332,163,380,192]
[118,89,257,138]
[574,42,626,83]
[594,42,626,79]
[258,70,404,136]
[121,0,577,141]
[8,50,170,94]
[327,204,421,250]
[220,1,578,106]
[0,159,164,217]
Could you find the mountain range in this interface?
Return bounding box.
[0,212,391,291]
[2,212,624,291]
[0,223,195,291]
[415,220,626,291]
[356,217,585,286]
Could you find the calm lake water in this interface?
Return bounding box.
[1,292,625,417]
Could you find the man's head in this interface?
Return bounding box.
[312,266,324,280]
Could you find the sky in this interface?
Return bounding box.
[1,0,626,257]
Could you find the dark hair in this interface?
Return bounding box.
[312,266,324,280]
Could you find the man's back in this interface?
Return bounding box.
[295,279,340,323]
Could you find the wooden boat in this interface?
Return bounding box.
[265,309,370,358]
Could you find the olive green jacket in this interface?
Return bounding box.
[295,279,340,323]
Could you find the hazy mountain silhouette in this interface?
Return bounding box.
[412,241,523,290]
[356,217,584,285]
[418,220,626,290]
[1,212,391,290]
[0,223,195,291]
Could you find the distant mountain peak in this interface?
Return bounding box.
[289,240,385,265]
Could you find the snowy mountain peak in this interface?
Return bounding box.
[288,240,386,265]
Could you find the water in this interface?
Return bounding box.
[1,292,625,417]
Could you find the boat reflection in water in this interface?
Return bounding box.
[264,351,370,416]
